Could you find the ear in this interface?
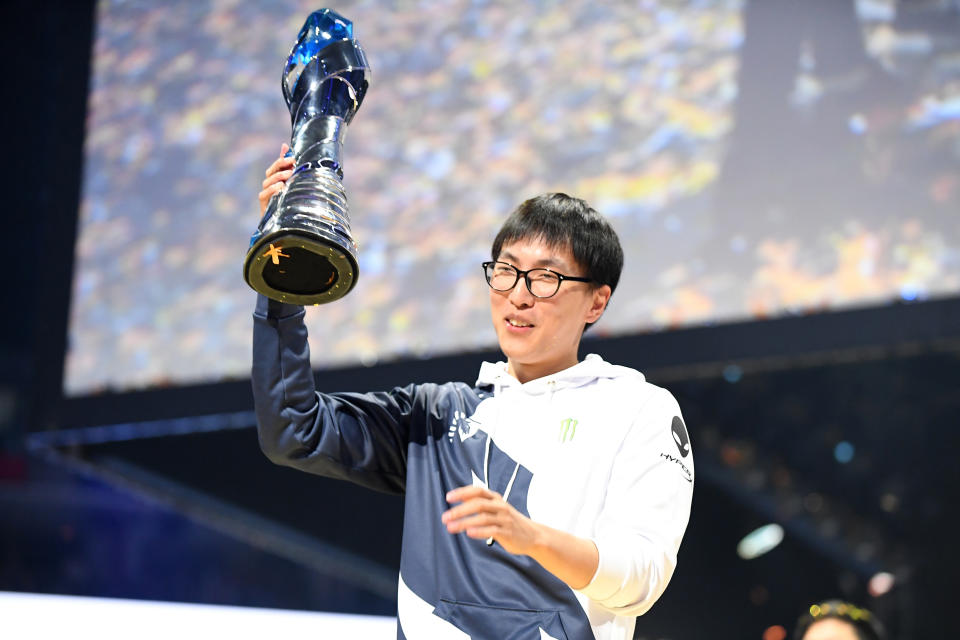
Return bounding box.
[585,285,612,324]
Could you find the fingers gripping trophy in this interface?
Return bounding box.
[244,9,370,305]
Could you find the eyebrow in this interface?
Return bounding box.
[499,251,570,271]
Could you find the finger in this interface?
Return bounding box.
[261,168,293,189]
[270,156,295,176]
[443,494,505,519]
[442,498,498,525]
[258,183,284,212]
[259,182,285,199]
[464,525,500,541]
[257,187,276,205]
[447,485,498,503]
[280,142,289,156]
[265,155,295,178]
[445,512,497,534]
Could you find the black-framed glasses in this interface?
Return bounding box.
[482,261,594,299]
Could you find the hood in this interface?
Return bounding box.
[475,353,645,395]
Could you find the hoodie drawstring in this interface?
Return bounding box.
[485,374,521,546]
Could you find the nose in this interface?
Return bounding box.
[507,275,535,308]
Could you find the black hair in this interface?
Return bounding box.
[491,193,624,330]
[793,601,886,640]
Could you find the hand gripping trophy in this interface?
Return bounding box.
[244,9,370,305]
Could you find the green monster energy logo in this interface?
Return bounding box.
[559,418,578,443]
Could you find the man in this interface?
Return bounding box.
[252,145,694,639]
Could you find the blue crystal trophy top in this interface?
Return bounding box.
[244,9,370,305]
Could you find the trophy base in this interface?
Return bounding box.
[244,231,358,305]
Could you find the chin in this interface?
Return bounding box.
[497,342,530,365]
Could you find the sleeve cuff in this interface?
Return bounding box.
[577,536,630,602]
[255,293,304,319]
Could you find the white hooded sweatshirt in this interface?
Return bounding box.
[460,354,694,639]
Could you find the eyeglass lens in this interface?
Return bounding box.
[486,263,561,298]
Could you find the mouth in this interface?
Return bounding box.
[505,317,534,329]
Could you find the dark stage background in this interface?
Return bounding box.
[2,1,958,638]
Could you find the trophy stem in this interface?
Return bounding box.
[292,115,346,176]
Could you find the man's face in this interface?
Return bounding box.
[488,237,611,383]
[803,619,861,640]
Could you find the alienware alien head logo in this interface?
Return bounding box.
[671,416,690,458]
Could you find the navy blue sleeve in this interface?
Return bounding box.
[251,294,413,494]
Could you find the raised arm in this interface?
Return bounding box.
[252,294,415,494]
[250,144,413,494]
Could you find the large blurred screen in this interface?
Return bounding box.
[66,0,960,395]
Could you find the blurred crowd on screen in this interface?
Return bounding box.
[66,0,959,394]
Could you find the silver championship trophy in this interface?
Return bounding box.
[244,8,370,305]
